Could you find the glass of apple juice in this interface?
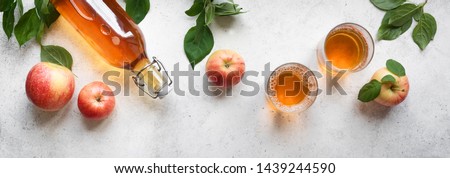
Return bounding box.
[266,63,318,113]
[317,23,375,73]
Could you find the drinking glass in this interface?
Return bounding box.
[266,63,318,113]
[317,23,374,73]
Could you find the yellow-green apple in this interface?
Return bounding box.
[205,50,246,88]
[26,62,75,111]
[78,81,115,120]
[371,67,409,106]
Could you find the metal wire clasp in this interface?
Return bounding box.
[132,57,173,99]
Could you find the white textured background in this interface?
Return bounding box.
[0,0,449,157]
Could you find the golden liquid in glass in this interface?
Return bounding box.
[274,72,310,106]
[325,29,366,70]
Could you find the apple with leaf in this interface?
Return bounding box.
[358,59,410,106]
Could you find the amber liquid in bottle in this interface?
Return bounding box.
[51,0,171,98]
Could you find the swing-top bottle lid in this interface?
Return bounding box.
[132,57,173,99]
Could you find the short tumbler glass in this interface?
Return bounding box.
[266,63,318,113]
[317,23,375,73]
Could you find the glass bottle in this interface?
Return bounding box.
[51,0,172,98]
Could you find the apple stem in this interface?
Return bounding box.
[391,86,404,92]
[224,60,232,69]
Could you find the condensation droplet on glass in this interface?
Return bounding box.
[112,36,120,45]
[100,24,111,35]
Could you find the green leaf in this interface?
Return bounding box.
[205,2,215,25]
[17,0,23,16]
[0,0,14,12]
[41,45,73,70]
[388,3,423,27]
[413,7,423,22]
[196,9,206,27]
[35,0,50,15]
[35,0,59,27]
[413,13,437,50]
[42,2,60,27]
[386,59,406,76]
[377,11,412,40]
[358,80,382,102]
[184,11,214,69]
[185,0,204,16]
[184,25,214,69]
[2,1,16,39]
[381,75,396,84]
[14,8,42,46]
[370,0,406,11]
[424,14,437,40]
[125,0,150,24]
[215,2,244,16]
[36,22,45,44]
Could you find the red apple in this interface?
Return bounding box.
[78,81,115,120]
[26,62,75,111]
[205,49,246,88]
[371,67,410,106]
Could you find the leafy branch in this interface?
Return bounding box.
[371,0,437,50]
[184,0,245,69]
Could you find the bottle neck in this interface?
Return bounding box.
[132,57,172,99]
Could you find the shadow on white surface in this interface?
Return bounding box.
[357,101,391,120]
[203,85,237,98]
[83,117,112,131]
[215,16,237,30]
[266,101,308,132]
[31,102,72,129]
[272,112,301,127]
